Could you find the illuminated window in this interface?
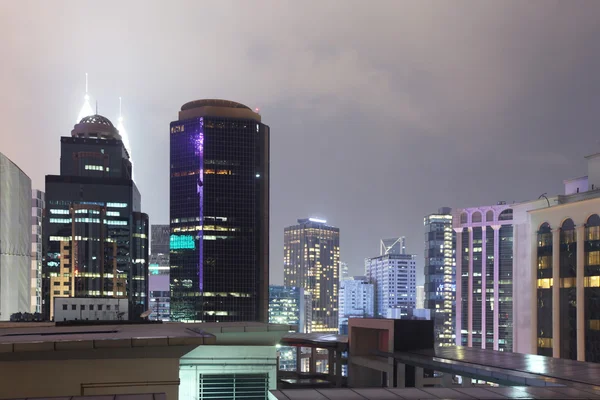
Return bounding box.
[588,251,600,266]
[590,320,600,331]
[538,255,551,270]
[560,277,576,288]
[585,276,600,287]
[538,338,552,348]
[537,278,553,289]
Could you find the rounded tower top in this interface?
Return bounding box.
[72,114,121,140]
[178,99,261,122]
[181,99,252,111]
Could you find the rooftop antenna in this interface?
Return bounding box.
[95,100,98,115]
[77,73,94,122]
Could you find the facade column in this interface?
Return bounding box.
[296,346,302,373]
[531,227,539,354]
[442,373,453,387]
[310,347,317,374]
[493,225,500,350]
[415,367,424,388]
[328,349,335,375]
[481,227,487,349]
[468,227,473,347]
[454,228,463,346]
[552,228,561,358]
[335,349,343,387]
[576,225,585,361]
[396,362,406,388]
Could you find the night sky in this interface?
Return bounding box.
[2,1,600,285]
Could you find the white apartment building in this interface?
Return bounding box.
[31,189,44,314]
[339,276,375,329]
[0,152,31,320]
[365,254,417,318]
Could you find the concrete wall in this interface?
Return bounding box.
[0,357,180,400]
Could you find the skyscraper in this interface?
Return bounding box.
[268,286,306,332]
[416,285,425,309]
[0,152,32,320]
[339,261,350,281]
[454,203,514,351]
[338,276,374,334]
[149,224,170,321]
[365,253,416,318]
[380,237,406,255]
[284,218,340,332]
[169,99,269,323]
[31,189,44,314]
[424,207,455,346]
[42,115,149,321]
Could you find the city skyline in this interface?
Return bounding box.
[2,1,600,285]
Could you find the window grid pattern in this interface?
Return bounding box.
[170,117,268,322]
[585,215,600,361]
[537,223,553,357]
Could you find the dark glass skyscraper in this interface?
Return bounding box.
[42,115,149,321]
[424,207,455,346]
[169,99,269,323]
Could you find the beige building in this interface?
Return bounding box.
[513,153,600,362]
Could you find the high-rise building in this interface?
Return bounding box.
[416,285,425,309]
[268,286,306,332]
[149,224,170,321]
[42,115,149,321]
[338,276,374,334]
[284,218,340,332]
[511,153,600,362]
[0,152,32,320]
[454,203,514,351]
[151,224,170,254]
[365,253,417,318]
[169,99,269,323]
[268,285,305,371]
[31,189,44,314]
[424,207,455,347]
[339,261,350,281]
[380,237,406,255]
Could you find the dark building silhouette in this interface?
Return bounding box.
[169,99,269,322]
[42,115,149,321]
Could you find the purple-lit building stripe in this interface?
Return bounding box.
[193,118,204,291]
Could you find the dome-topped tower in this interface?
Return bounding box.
[71,114,121,140]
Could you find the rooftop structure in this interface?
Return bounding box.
[0,321,292,399]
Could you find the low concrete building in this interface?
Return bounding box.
[0,321,292,400]
[54,297,129,321]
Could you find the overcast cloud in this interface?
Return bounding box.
[1,1,599,284]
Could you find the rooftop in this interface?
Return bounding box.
[281,332,348,350]
[0,322,214,355]
[72,114,121,140]
[181,99,251,111]
[177,98,261,122]
[378,346,600,391]
[271,386,600,399]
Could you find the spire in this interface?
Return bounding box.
[76,73,93,122]
[116,97,134,180]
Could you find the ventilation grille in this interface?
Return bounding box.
[199,373,268,400]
